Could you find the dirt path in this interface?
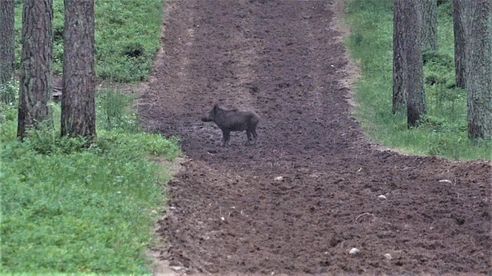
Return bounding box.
[139,0,491,274]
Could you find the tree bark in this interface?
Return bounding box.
[393,0,427,124]
[467,0,492,139]
[420,0,438,52]
[393,0,406,113]
[405,0,427,127]
[0,0,16,103]
[17,0,53,140]
[453,0,472,89]
[61,0,96,140]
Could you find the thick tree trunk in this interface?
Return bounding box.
[420,0,438,52]
[467,1,492,139]
[453,0,472,89]
[17,0,53,140]
[0,0,16,103]
[392,0,406,113]
[393,0,426,124]
[61,0,96,140]
[405,0,427,127]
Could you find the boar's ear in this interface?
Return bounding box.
[213,104,219,112]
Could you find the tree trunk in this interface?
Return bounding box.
[61,0,96,140]
[17,0,53,140]
[393,0,426,124]
[405,0,427,127]
[0,0,16,103]
[467,1,492,139]
[393,0,406,113]
[420,0,438,52]
[453,0,472,89]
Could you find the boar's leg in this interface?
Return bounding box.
[245,130,253,145]
[222,130,231,147]
[251,128,258,144]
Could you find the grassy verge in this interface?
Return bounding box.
[3,0,173,272]
[14,0,164,82]
[0,91,180,273]
[345,0,491,160]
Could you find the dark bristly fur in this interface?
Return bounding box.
[201,104,259,146]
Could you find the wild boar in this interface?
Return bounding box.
[201,104,259,146]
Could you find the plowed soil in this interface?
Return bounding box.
[139,0,491,274]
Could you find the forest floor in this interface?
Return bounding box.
[139,0,491,274]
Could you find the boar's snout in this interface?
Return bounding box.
[201,116,212,122]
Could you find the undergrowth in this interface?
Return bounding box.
[14,0,164,82]
[0,91,180,273]
[345,0,491,160]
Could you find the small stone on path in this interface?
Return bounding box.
[349,248,360,255]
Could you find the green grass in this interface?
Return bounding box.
[14,0,164,82]
[3,0,175,272]
[97,89,139,132]
[0,91,181,273]
[345,0,491,160]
